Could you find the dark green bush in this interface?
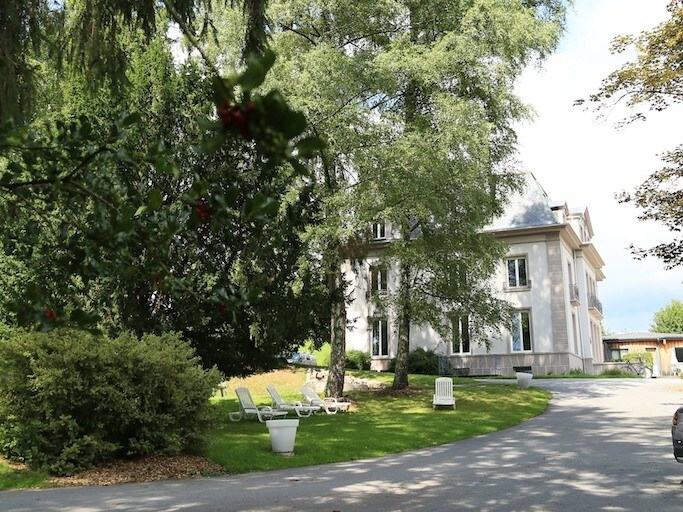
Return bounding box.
[388,348,440,375]
[345,350,371,370]
[0,329,220,475]
[409,347,440,375]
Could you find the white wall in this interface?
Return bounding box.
[344,230,601,365]
[485,237,555,354]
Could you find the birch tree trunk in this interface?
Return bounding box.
[392,223,413,390]
[326,265,347,397]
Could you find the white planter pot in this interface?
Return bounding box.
[516,372,533,389]
[265,419,300,455]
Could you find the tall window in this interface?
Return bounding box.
[511,311,532,351]
[372,221,386,240]
[372,319,389,356]
[452,316,470,354]
[507,257,528,288]
[370,266,388,292]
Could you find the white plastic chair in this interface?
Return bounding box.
[433,377,456,410]
[300,385,351,414]
[266,385,320,417]
[229,387,289,423]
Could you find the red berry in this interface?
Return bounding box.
[231,111,246,126]
[194,200,211,221]
[44,308,57,321]
[217,101,232,127]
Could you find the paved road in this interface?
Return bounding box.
[2,378,682,511]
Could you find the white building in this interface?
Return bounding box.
[343,173,606,376]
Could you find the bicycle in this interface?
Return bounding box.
[622,358,647,376]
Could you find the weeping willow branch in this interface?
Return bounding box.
[242,0,268,59]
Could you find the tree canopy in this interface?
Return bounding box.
[583,0,683,269]
[0,1,328,376]
[651,299,683,333]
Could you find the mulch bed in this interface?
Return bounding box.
[50,454,224,487]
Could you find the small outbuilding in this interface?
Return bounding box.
[602,332,683,376]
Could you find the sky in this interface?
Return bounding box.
[514,0,683,334]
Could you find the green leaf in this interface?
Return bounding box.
[148,189,162,211]
[69,309,100,326]
[243,193,279,220]
[295,136,326,158]
[237,50,276,92]
[225,186,239,206]
[116,149,135,163]
[198,117,222,131]
[121,112,142,128]
[287,158,309,176]
[212,76,233,106]
[281,111,307,138]
[199,135,226,154]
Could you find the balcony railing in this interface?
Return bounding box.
[589,293,603,315]
[570,284,580,304]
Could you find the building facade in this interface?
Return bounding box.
[343,173,606,376]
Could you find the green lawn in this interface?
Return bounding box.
[205,370,550,473]
[0,461,49,491]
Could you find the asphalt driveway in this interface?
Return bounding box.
[2,378,682,512]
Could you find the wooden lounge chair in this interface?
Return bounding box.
[229,387,289,423]
[433,377,456,410]
[266,385,320,417]
[300,385,351,414]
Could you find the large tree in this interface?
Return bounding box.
[206,0,569,390]
[651,299,683,333]
[0,1,327,376]
[363,0,567,389]
[582,0,683,268]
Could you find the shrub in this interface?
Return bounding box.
[568,368,584,376]
[388,348,440,375]
[622,352,653,368]
[0,322,16,342]
[409,348,440,375]
[0,329,220,475]
[600,368,625,376]
[345,350,371,370]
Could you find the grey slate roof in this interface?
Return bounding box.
[603,332,683,343]
[487,172,559,231]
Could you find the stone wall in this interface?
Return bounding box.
[447,352,579,376]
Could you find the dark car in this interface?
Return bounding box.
[672,406,683,462]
